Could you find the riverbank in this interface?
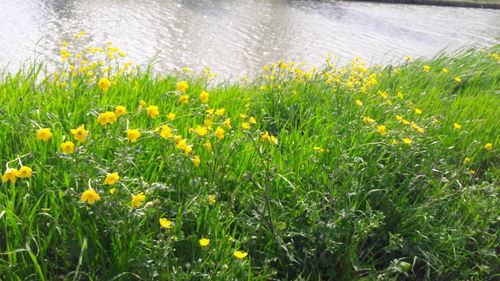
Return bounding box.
[341,0,500,9]
[1,46,498,280]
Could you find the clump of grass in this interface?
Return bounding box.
[0,37,498,281]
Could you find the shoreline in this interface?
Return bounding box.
[340,0,500,9]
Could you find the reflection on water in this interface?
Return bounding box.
[0,0,499,77]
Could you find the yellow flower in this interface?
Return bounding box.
[391,139,398,145]
[362,117,375,123]
[104,172,120,185]
[183,145,193,155]
[37,128,53,142]
[139,100,147,107]
[397,92,404,99]
[223,118,232,129]
[194,126,208,137]
[204,140,212,152]
[80,189,100,204]
[199,91,209,103]
[2,168,20,183]
[160,125,173,139]
[249,117,257,124]
[396,115,403,121]
[260,132,278,144]
[177,81,189,92]
[199,238,210,247]
[377,125,387,135]
[192,155,201,167]
[127,129,141,142]
[147,106,160,118]
[402,120,410,125]
[60,141,75,153]
[97,112,117,126]
[208,195,216,204]
[132,192,146,207]
[215,127,225,139]
[97,78,111,91]
[484,143,492,151]
[453,123,462,129]
[403,138,413,144]
[415,108,422,115]
[417,127,425,133]
[469,170,476,174]
[109,188,116,194]
[313,146,325,153]
[115,105,127,117]
[463,157,471,164]
[18,166,32,178]
[233,251,248,259]
[241,122,250,129]
[70,125,89,142]
[454,77,461,82]
[179,94,189,104]
[215,108,225,116]
[442,68,449,73]
[423,65,430,72]
[239,113,247,118]
[355,100,363,106]
[159,218,173,229]
[204,119,213,128]
[167,112,176,120]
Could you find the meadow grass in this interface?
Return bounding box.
[0,42,498,281]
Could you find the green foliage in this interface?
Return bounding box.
[0,46,498,281]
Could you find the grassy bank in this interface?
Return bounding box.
[0,40,499,281]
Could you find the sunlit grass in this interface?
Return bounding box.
[0,39,498,280]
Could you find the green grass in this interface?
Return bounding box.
[0,44,498,281]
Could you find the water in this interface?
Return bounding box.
[1,0,499,77]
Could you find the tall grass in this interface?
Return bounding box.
[0,43,498,280]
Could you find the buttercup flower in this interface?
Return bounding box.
[415,109,422,115]
[147,106,160,118]
[132,192,146,207]
[199,91,209,103]
[159,218,173,229]
[70,125,89,142]
[60,141,75,153]
[355,100,363,106]
[199,238,210,247]
[2,168,20,183]
[192,155,201,167]
[177,81,189,92]
[115,106,127,117]
[377,125,387,135]
[104,172,120,185]
[403,138,413,144]
[215,108,225,116]
[241,122,250,130]
[18,166,32,178]
[160,125,173,139]
[233,251,248,259]
[97,112,117,125]
[194,126,208,137]
[179,94,189,104]
[127,129,141,142]
[484,143,492,151]
[37,128,53,142]
[453,123,462,129]
[208,195,216,204]
[167,113,176,120]
[98,78,111,91]
[81,189,100,204]
[223,118,232,129]
[215,127,225,139]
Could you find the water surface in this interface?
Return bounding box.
[0,0,499,77]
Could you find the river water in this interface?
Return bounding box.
[1,0,499,77]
